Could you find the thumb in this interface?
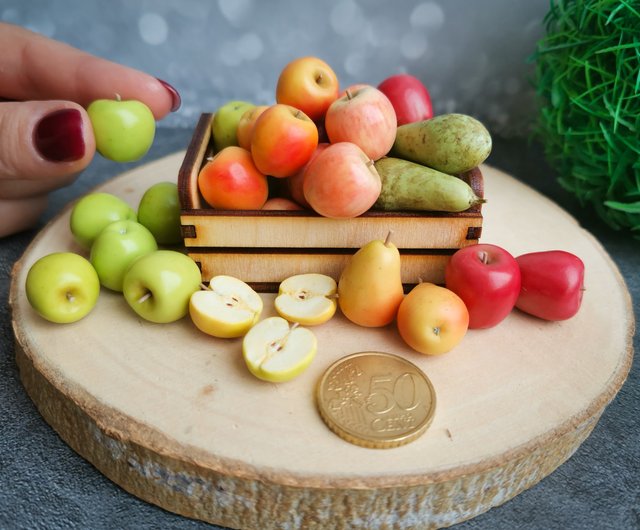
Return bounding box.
[0,100,95,196]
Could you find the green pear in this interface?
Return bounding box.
[374,157,484,212]
[391,113,492,174]
[338,233,404,327]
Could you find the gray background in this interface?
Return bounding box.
[3,0,545,137]
[1,1,639,530]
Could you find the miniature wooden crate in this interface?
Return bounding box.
[178,113,483,292]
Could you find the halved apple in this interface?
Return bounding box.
[189,275,263,338]
[242,317,317,382]
[274,273,337,326]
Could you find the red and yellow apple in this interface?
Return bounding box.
[236,105,269,151]
[397,282,469,355]
[303,142,381,219]
[251,104,319,178]
[198,146,268,209]
[276,57,339,121]
[324,84,397,161]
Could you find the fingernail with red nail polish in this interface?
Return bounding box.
[34,108,85,162]
[157,78,181,112]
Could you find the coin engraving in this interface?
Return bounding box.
[316,352,436,448]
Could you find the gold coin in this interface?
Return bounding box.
[316,351,436,449]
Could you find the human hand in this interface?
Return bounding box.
[0,22,181,237]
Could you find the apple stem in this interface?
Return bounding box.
[478,250,490,265]
[384,230,393,247]
[138,291,152,304]
[315,73,324,84]
[66,292,75,303]
[115,93,122,102]
[345,89,353,100]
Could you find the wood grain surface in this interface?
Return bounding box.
[10,152,634,529]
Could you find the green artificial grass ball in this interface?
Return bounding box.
[532,0,640,233]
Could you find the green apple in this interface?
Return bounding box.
[211,100,255,152]
[122,250,201,323]
[70,192,137,249]
[242,317,317,383]
[87,97,156,162]
[90,220,158,292]
[137,181,182,245]
[25,252,100,324]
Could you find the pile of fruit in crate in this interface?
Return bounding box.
[23,56,585,384]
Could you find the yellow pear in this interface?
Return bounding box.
[337,232,404,327]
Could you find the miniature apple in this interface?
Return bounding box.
[25,252,100,324]
[275,56,340,121]
[445,243,521,329]
[89,220,158,292]
[261,197,304,210]
[377,73,433,125]
[211,100,255,152]
[198,146,269,210]
[87,97,155,162]
[396,282,469,355]
[286,142,329,209]
[324,85,397,160]
[122,250,202,323]
[242,317,317,382]
[303,142,381,219]
[236,105,269,151]
[251,104,318,178]
[274,273,337,326]
[70,192,137,249]
[516,250,585,321]
[189,275,263,338]
[137,181,182,245]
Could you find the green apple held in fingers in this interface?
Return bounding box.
[87,96,156,162]
[212,100,255,152]
[70,192,137,249]
[137,181,182,245]
[122,250,202,324]
[392,113,492,174]
[90,220,157,292]
[25,252,100,324]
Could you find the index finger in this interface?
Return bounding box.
[0,23,180,119]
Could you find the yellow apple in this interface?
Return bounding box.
[242,317,317,382]
[274,273,337,326]
[396,282,469,355]
[189,275,262,338]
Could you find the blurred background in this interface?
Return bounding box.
[1,0,549,138]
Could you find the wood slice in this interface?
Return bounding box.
[10,153,634,530]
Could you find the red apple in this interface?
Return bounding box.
[198,146,268,209]
[276,57,340,121]
[515,250,585,321]
[324,85,397,161]
[287,142,330,209]
[251,104,319,178]
[303,142,381,219]
[377,73,433,125]
[445,243,521,329]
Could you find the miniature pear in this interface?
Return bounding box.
[391,113,492,174]
[338,232,404,327]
